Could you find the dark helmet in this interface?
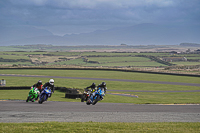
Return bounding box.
[92,83,96,86]
[102,82,106,87]
[38,80,42,85]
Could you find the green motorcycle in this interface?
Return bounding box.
[26,87,40,102]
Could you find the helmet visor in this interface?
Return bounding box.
[50,82,54,85]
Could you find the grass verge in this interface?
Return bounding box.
[0,90,199,104]
[1,122,200,133]
[1,69,200,84]
[0,69,200,104]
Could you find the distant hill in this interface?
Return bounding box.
[0,26,53,43]
[0,23,200,46]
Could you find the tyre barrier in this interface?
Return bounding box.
[57,87,80,94]
[60,87,83,99]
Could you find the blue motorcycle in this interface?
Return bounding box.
[86,87,105,105]
[38,87,52,104]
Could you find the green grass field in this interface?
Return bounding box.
[86,56,151,63]
[84,61,166,67]
[1,122,200,133]
[0,69,200,104]
[1,69,200,83]
[173,62,200,65]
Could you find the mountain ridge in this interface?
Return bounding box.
[0,23,199,46]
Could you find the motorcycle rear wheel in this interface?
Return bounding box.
[81,95,86,102]
[86,99,91,105]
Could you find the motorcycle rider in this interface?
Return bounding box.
[82,83,96,102]
[42,79,55,97]
[97,82,107,100]
[90,82,107,101]
[31,80,43,100]
[32,80,43,92]
[85,82,96,94]
[97,82,107,93]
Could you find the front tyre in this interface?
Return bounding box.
[26,95,32,102]
[38,97,42,104]
[92,95,100,105]
[38,95,46,104]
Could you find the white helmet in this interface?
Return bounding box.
[49,79,54,85]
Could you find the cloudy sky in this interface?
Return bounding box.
[0,0,200,36]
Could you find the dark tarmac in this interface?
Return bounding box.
[0,100,199,123]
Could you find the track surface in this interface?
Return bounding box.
[0,100,200,123]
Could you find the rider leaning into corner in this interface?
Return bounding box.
[97,82,107,93]
[42,79,55,97]
[85,82,96,94]
[31,80,43,100]
[31,80,43,93]
[90,82,107,100]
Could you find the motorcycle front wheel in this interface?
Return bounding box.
[92,95,100,105]
[38,95,46,104]
[26,95,32,102]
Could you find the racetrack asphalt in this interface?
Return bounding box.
[0,100,200,123]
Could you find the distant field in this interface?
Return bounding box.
[48,58,87,65]
[0,51,198,67]
[83,61,166,67]
[86,56,150,62]
[0,51,168,67]
[0,54,29,59]
[173,62,200,65]
[0,45,200,74]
